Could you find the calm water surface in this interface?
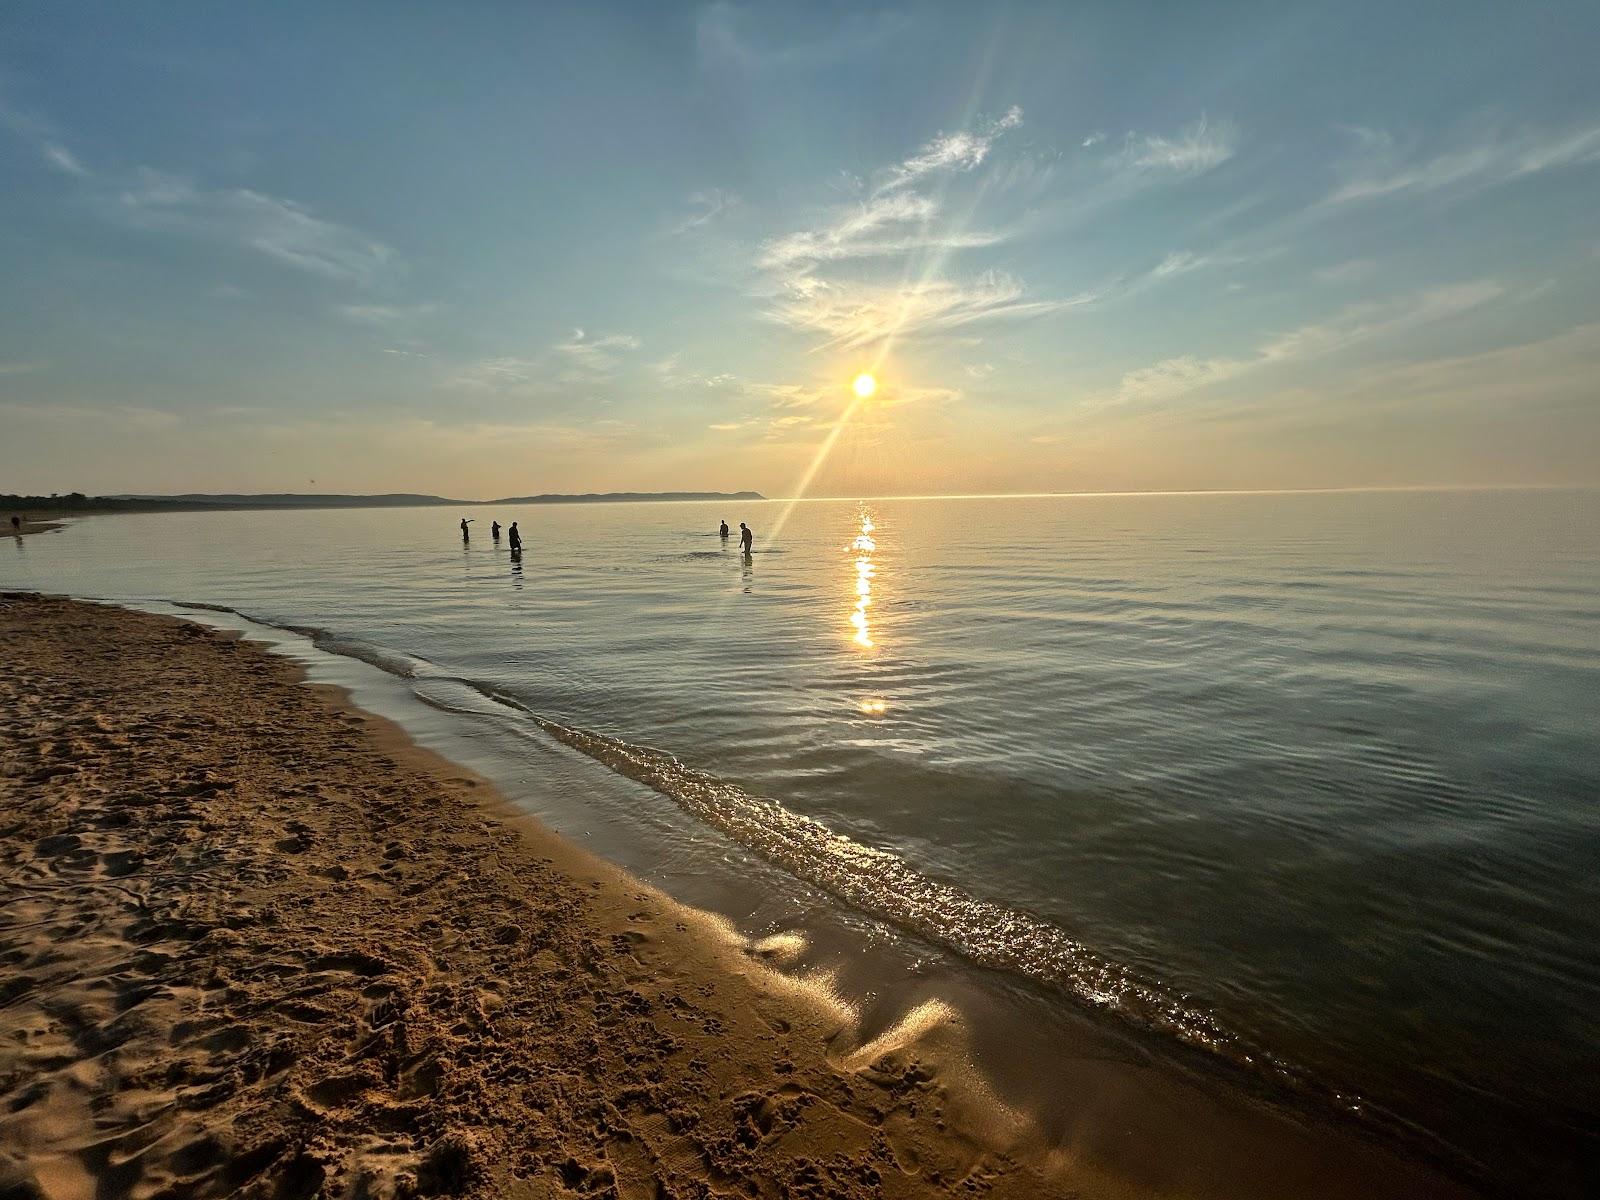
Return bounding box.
[7,489,1598,1193]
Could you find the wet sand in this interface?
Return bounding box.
[0,594,1480,1199]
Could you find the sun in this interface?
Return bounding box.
[852,372,878,399]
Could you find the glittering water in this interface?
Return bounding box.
[8,489,1598,1191]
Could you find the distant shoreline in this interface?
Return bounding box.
[2,490,765,519]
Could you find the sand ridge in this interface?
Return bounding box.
[0,593,1066,1199]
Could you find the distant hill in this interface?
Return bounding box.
[487,491,764,505]
[114,493,468,508]
[6,490,766,515]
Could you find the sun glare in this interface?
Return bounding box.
[852,372,878,399]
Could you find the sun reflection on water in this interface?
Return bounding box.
[849,511,876,649]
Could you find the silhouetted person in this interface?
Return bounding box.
[719,520,729,539]
[9,516,19,534]
[491,520,501,540]
[460,518,472,542]
[739,522,753,553]
[508,521,522,553]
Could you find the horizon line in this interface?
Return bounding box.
[757,482,1598,503]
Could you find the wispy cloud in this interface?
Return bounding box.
[1259,280,1503,362]
[757,192,1002,274]
[3,103,398,287]
[447,329,641,393]
[671,187,740,235]
[447,357,541,391]
[696,2,911,69]
[1108,355,1251,408]
[0,360,50,376]
[554,328,641,376]
[41,142,87,176]
[653,354,742,393]
[1098,279,1506,409]
[110,168,395,284]
[1150,248,1269,280]
[875,106,1023,194]
[1328,119,1600,204]
[756,108,1086,351]
[1120,117,1236,172]
[0,101,88,176]
[1130,319,1600,441]
[1151,250,1214,278]
[772,271,1099,351]
[1318,320,1600,416]
[1104,244,1270,303]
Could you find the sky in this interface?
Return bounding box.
[2,0,1599,499]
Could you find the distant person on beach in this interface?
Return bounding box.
[508,521,522,553]
[460,518,472,542]
[739,522,753,553]
[719,520,729,539]
[9,516,18,534]
[491,520,501,540]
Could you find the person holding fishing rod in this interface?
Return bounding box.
[460,517,474,543]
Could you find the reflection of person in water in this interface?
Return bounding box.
[460,518,473,542]
[739,522,753,553]
[491,520,501,540]
[508,521,522,553]
[719,520,729,539]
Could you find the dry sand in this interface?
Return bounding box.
[0,594,1484,1200]
[0,594,1077,1199]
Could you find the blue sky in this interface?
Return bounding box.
[2,1,1598,497]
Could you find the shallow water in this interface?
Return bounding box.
[7,489,1598,1194]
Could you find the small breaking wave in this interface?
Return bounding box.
[522,713,1244,1048]
[172,601,435,680]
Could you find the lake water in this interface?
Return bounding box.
[6,489,1597,1195]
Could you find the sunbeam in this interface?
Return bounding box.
[764,392,865,544]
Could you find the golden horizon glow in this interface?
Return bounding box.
[852,372,878,399]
